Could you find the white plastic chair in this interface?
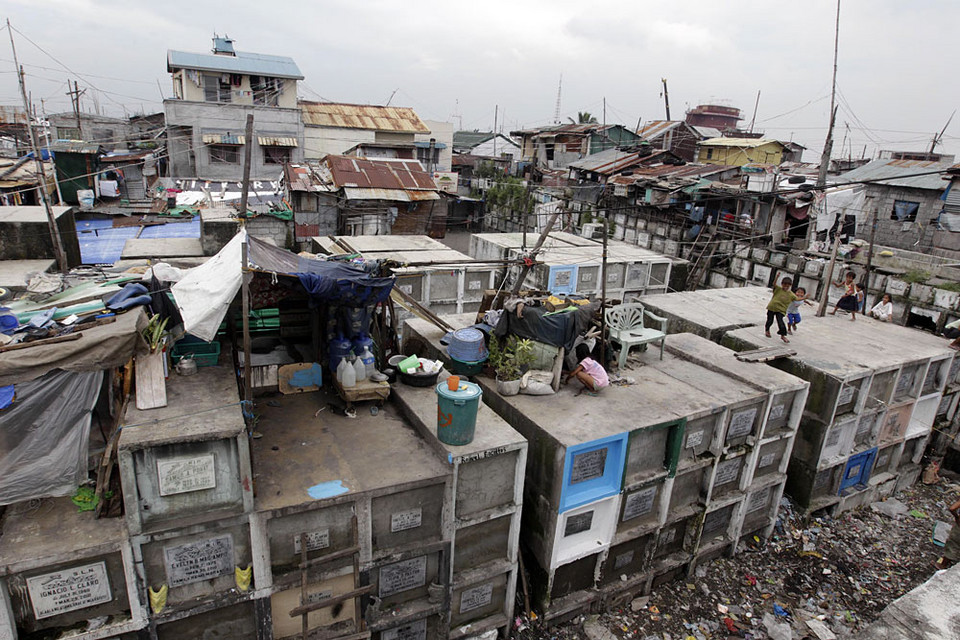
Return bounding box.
[605,303,667,368]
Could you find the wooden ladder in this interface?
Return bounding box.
[292,516,372,640]
[685,227,718,291]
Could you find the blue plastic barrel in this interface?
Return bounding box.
[436,381,482,446]
[352,332,374,356]
[328,333,353,371]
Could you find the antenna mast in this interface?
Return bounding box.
[553,74,563,124]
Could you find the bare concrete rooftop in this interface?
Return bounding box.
[404,315,780,448]
[251,390,448,512]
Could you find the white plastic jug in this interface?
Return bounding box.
[340,356,357,388]
[360,346,376,380]
[352,354,367,382]
[336,357,350,384]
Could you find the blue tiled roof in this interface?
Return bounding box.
[167,49,303,79]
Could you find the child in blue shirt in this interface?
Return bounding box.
[786,286,813,334]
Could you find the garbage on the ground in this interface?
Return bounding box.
[870,497,909,519]
[932,520,952,546]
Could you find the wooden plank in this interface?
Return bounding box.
[299,545,361,570]
[0,332,81,353]
[288,585,375,618]
[135,351,167,409]
[735,346,797,363]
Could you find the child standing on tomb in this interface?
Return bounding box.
[829,271,859,321]
[765,276,797,343]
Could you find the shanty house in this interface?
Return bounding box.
[510,123,641,170]
[284,155,442,238]
[696,138,787,167]
[48,140,105,204]
[638,121,708,162]
[164,36,304,180]
[453,131,522,163]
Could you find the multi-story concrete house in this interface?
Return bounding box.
[164,37,304,180]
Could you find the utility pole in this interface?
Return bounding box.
[493,105,498,157]
[602,97,606,129]
[40,98,64,205]
[511,208,562,296]
[816,0,841,188]
[815,0,842,316]
[748,90,761,133]
[661,78,670,121]
[8,19,68,273]
[66,80,85,138]
[238,114,255,219]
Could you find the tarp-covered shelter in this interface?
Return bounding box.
[172,230,395,341]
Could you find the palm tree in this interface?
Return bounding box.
[569,111,598,125]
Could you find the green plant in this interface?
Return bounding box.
[936,282,960,293]
[143,314,169,353]
[488,335,535,381]
[902,269,931,284]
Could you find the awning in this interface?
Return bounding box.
[258,136,298,147]
[201,134,245,145]
[342,187,440,202]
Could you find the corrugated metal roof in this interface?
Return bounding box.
[49,140,104,154]
[567,148,674,175]
[699,137,784,149]
[167,49,303,79]
[836,158,953,191]
[258,136,298,147]
[638,120,684,139]
[326,155,436,191]
[285,164,334,192]
[690,126,722,139]
[300,102,429,133]
[202,134,245,145]
[342,187,440,202]
[607,163,738,184]
[454,131,495,148]
[0,106,27,126]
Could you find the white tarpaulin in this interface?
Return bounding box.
[816,187,865,233]
[171,229,246,341]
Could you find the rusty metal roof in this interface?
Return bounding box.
[49,140,104,154]
[326,155,436,190]
[638,120,685,140]
[608,163,738,185]
[300,102,429,133]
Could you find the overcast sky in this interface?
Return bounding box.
[2,0,958,162]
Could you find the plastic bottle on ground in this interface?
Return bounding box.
[360,345,376,379]
[340,356,357,388]
[352,354,367,382]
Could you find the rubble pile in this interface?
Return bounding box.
[513,480,959,639]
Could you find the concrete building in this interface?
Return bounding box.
[416,120,454,173]
[0,205,81,266]
[300,102,431,163]
[835,156,955,255]
[696,138,787,167]
[164,37,304,180]
[47,112,164,153]
[640,287,957,517]
[404,317,808,622]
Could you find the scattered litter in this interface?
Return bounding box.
[932,520,952,546]
[344,407,356,419]
[871,498,910,519]
[370,405,379,416]
[773,603,790,617]
[630,596,650,612]
[909,509,928,519]
[806,618,838,640]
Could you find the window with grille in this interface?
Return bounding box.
[251,76,282,106]
[209,144,240,164]
[203,75,232,103]
[263,146,290,164]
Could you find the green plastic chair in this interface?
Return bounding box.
[605,303,668,368]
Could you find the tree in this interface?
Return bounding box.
[569,111,598,125]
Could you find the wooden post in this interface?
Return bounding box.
[817,234,841,317]
[600,214,608,367]
[510,207,562,296]
[863,208,877,305]
[238,114,255,218]
[241,238,253,422]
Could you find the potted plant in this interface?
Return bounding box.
[136,314,170,410]
[488,335,534,396]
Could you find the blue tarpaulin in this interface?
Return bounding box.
[295,261,394,308]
